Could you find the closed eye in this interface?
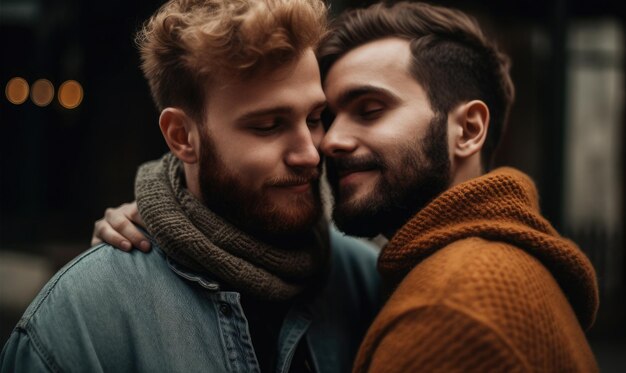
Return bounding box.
[250,120,282,134]
[306,116,322,128]
[307,104,326,129]
[357,101,385,120]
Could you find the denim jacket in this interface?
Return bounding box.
[1,228,381,373]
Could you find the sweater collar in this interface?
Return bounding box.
[379,167,598,330]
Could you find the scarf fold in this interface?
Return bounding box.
[135,153,329,301]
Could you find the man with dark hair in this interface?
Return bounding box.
[319,2,598,371]
[0,1,381,372]
[91,1,599,372]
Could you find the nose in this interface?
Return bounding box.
[285,124,322,168]
[320,116,357,157]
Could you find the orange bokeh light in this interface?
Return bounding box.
[58,80,83,109]
[5,77,29,105]
[31,79,55,107]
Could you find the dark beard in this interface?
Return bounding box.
[327,113,451,238]
[198,130,322,239]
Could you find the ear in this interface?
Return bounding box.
[159,108,200,164]
[448,100,489,159]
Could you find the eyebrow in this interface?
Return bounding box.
[235,100,327,123]
[236,106,293,123]
[335,85,400,109]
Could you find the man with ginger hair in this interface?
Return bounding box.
[94,1,599,371]
[0,1,381,372]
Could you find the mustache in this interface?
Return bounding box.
[266,169,321,187]
[327,154,385,175]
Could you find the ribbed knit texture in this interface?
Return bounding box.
[353,167,599,372]
[135,153,330,301]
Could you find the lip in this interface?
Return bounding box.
[277,183,311,193]
[338,169,377,188]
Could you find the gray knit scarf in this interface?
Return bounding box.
[135,153,330,301]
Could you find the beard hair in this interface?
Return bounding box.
[328,113,451,238]
[197,129,322,239]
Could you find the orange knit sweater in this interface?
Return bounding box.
[353,168,599,372]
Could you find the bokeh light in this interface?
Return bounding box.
[31,79,54,107]
[5,77,30,105]
[58,80,83,109]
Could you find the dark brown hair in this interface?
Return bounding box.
[319,2,515,169]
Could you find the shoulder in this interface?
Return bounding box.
[5,244,187,371]
[399,237,556,298]
[18,243,170,328]
[355,303,530,372]
[367,238,597,372]
[359,240,542,371]
[3,244,168,371]
[387,237,570,338]
[1,329,56,372]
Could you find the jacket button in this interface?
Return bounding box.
[219,302,232,317]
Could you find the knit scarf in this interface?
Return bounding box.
[134,153,330,301]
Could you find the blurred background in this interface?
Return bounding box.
[1,0,624,369]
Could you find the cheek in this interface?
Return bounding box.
[224,145,284,185]
[377,110,421,140]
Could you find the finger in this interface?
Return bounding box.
[123,202,145,227]
[105,208,151,252]
[93,220,133,251]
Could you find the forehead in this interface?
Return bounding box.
[324,38,424,104]
[208,49,325,117]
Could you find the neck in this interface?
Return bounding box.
[183,163,202,200]
[381,154,485,240]
[450,154,484,188]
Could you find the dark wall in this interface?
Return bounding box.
[1,0,167,251]
[1,0,623,246]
